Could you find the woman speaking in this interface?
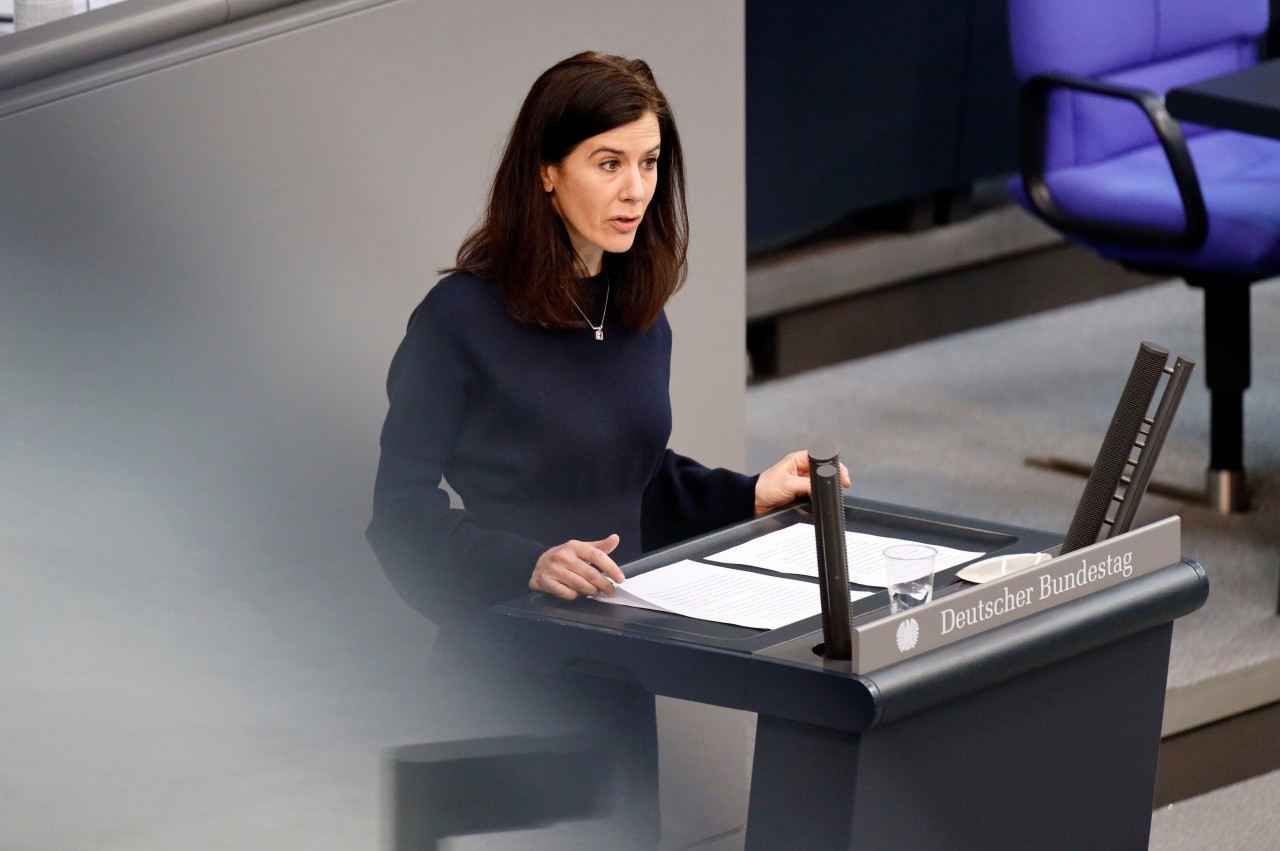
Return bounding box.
[366,51,843,847]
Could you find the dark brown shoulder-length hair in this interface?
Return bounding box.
[446,51,688,332]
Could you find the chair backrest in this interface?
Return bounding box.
[1007,0,1269,169]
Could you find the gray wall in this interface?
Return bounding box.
[0,1,748,847]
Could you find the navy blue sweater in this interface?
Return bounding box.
[366,271,757,623]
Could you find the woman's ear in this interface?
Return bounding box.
[540,162,555,193]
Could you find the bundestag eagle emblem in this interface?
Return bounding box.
[896,618,920,652]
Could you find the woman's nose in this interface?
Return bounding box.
[620,165,646,202]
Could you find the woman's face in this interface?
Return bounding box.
[540,112,661,275]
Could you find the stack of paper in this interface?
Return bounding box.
[595,559,875,629]
[705,523,982,587]
[592,524,982,630]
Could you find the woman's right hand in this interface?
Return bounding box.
[529,533,625,600]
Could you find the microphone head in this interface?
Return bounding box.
[808,442,839,466]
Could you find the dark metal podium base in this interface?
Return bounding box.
[746,625,1172,851]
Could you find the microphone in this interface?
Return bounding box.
[809,445,852,660]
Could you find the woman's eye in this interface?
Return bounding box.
[601,160,620,172]
[643,157,659,169]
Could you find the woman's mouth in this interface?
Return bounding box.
[608,215,641,234]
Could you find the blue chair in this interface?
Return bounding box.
[1007,0,1280,513]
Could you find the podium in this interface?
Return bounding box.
[490,498,1208,850]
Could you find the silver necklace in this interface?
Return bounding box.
[570,269,609,341]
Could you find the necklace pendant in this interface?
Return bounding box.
[594,328,604,341]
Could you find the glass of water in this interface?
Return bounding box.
[884,544,937,613]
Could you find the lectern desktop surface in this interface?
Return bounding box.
[496,496,1059,656]
[489,497,1092,732]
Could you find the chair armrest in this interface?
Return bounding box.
[1019,72,1208,251]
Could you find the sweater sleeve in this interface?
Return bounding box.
[640,449,759,553]
[365,294,546,622]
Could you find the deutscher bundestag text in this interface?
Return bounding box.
[941,551,1134,635]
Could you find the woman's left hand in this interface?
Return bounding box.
[754,450,851,516]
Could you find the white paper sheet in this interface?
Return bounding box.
[593,559,875,630]
[704,523,983,588]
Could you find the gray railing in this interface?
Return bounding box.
[0,0,310,90]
